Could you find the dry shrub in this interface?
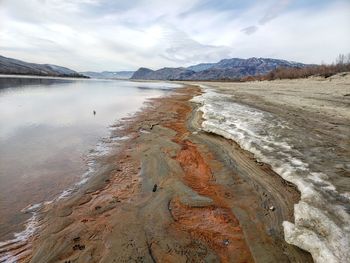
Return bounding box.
[241,53,350,81]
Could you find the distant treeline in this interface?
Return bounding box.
[240,53,350,81]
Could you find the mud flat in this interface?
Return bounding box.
[1,84,317,262]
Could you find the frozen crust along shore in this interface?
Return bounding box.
[186,73,350,263]
[1,85,314,262]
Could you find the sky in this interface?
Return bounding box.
[0,0,349,71]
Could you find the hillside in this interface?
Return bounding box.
[131,57,310,80]
[80,71,135,79]
[131,67,195,80]
[0,55,87,78]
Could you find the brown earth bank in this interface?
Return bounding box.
[1,86,313,262]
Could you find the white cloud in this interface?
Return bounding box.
[241,26,258,35]
[0,0,349,71]
[231,1,350,64]
[259,0,291,25]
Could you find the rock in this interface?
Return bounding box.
[255,160,264,166]
[152,184,158,192]
[150,123,158,130]
[223,239,230,246]
[73,244,85,251]
[269,206,275,211]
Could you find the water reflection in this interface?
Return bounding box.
[0,76,179,240]
[0,77,73,90]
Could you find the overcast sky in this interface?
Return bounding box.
[0,0,349,71]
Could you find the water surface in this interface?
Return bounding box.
[0,76,178,241]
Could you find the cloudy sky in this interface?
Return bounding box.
[0,0,349,71]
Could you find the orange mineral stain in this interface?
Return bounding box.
[164,92,253,262]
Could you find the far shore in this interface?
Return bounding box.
[0,74,89,80]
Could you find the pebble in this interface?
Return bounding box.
[223,239,230,246]
[73,244,85,251]
[269,206,275,211]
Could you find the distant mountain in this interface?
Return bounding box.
[187,62,216,72]
[131,67,195,80]
[131,57,311,81]
[80,71,135,79]
[0,55,87,78]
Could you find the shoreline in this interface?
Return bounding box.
[0,85,320,262]
[1,84,313,262]
[0,74,89,80]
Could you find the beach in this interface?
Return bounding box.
[188,74,350,262]
[2,74,350,262]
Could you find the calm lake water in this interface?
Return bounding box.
[0,76,179,241]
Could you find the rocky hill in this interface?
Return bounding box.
[80,71,135,79]
[131,57,310,80]
[0,55,87,78]
[131,67,195,80]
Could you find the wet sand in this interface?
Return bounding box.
[0,85,315,262]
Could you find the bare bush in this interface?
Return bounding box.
[241,53,350,81]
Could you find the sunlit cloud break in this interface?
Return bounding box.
[0,0,349,71]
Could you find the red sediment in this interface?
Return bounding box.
[164,92,253,262]
[176,140,214,195]
[170,198,252,263]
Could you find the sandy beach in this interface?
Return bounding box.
[2,74,349,262]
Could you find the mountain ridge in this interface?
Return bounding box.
[0,55,87,78]
[131,57,312,80]
[80,71,135,79]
